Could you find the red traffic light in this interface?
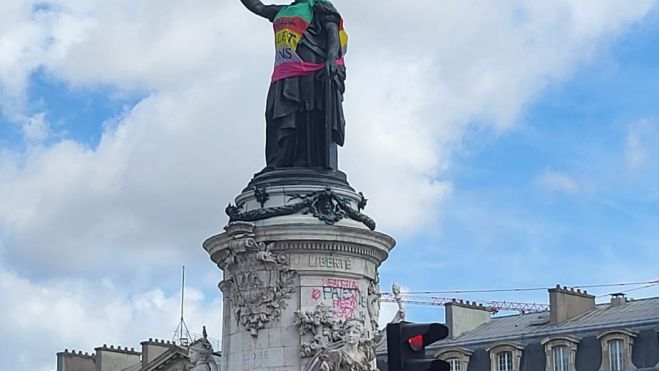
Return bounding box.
[408,334,424,351]
[387,322,451,371]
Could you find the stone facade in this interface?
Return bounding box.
[204,172,395,371]
[376,289,659,371]
[56,338,215,371]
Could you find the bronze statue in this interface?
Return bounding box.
[239,0,347,170]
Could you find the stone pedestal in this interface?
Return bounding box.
[203,170,395,371]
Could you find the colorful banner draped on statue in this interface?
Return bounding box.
[272,0,348,81]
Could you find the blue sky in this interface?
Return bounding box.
[383,8,659,321]
[2,1,659,370]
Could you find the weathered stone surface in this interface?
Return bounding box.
[204,219,394,371]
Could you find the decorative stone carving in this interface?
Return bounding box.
[226,188,376,230]
[367,275,381,341]
[188,327,219,371]
[254,184,269,208]
[357,192,368,212]
[390,282,405,323]
[295,304,344,358]
[218,222,297,336]
[304,319,378,371]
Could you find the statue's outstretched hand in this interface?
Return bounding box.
[239,0,279,20]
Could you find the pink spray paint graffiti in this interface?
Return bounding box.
[310,278,366,319]
[311,288,321,300]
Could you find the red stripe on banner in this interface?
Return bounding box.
[272,58,346,82]
[274,16,309,35]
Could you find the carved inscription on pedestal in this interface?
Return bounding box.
[309,255,353,270]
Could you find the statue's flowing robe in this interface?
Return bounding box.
[265,1,346,169]
[305,342,377,371]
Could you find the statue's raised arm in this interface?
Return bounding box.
[239,0,348,171]
[239,0,283,20]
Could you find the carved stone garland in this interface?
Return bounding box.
[218,222,297,337]
[226,188,376,230]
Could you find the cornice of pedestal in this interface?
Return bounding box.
[204,223,395,267]
[261,224,394,263]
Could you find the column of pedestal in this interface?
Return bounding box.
[205,211,394,370]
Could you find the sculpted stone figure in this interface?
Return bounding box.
[239,0,347,170]
[367,277,381,336]
[305,319,377,371]
[295,304,342,358]
[188,328,219,371]
[390,283,406,323]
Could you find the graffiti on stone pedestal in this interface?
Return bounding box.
[310,278,366,320]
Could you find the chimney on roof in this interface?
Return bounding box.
[445,300,492,338]
[57,350,95,371]
[140,339,171,368]
[549,285,595,325]
[610,293,627,307]
[93,345,140,371]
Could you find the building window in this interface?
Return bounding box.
[436,347,473,371]
[608,339,624,371]
[552,346,568,371]
[597,329,637,371]
[498,351,513,371]
[487,343,524,371]
[541,335,579,371]
[448,358,461,371]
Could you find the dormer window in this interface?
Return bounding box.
[608,339,625,371]
[436,347,473,371]
[487,343,524,371]
[498,351,513,371]
[553,346,568,370]
[597,329,637,371]
[541,335,579,371]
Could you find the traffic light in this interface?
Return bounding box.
[386,322,450,371]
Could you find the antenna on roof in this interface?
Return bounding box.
[173,265,192,346]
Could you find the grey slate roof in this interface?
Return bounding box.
[434,297,659,349]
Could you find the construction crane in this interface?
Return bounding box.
[380,293,550,314]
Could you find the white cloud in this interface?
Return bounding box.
[1,0,656,240]
[0,266,222,371]
[0,80,260,276]
[536,169,580,194]
[20,112,50,142]
[1,1,658,370]
[624,119,654,171]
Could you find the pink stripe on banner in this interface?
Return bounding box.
[272,59,345,82]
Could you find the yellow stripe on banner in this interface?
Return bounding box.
[339,30,348,47]
[275,29,302,50]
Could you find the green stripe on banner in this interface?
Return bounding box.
[274,0,338,23]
